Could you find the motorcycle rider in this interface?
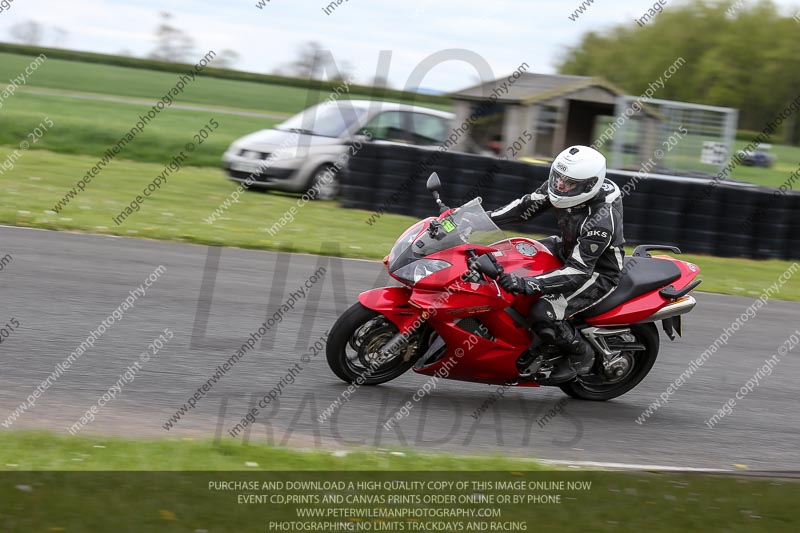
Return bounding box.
[489,146,624,384]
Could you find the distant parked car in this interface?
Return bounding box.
[738,147,776,168]
[222,100,454,200]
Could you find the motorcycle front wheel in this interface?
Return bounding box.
[326,303,421,385]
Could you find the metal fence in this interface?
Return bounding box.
[605,97,738,177]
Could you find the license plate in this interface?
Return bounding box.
[230,161,262,173]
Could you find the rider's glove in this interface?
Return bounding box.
[498,274,541,296]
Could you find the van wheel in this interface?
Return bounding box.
[310,165,339,201]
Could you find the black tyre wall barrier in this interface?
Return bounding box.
[340,146,800,259]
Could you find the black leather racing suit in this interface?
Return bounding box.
[490,178,625,343]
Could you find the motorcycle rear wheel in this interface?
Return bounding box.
[559,323,660,401]
[326,303,420,385]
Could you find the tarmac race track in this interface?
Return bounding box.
[1,226,798,471]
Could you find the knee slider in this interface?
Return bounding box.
[530,300,557,326]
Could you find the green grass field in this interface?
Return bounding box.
[0,50,316,114]
[730,140,800,188]
[0,431,542,471]
[0,147,445,257]
[1,147,798,301]
[0,91,277,167]
[0,51,453,115]
[1,49,798,188]
[0,432,797,532]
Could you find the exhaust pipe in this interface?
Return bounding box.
[640,295,697,323]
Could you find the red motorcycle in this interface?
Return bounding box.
[327,174,701,400]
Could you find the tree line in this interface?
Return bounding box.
[558,0,800,144]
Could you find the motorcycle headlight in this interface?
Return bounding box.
[393,259,451,285]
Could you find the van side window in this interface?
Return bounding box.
[360,112,410,143]
[409,113,449,145]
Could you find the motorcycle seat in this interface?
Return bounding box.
[579,257,681,318]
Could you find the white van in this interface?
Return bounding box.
[222,100,454,200]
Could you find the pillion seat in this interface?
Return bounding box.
[579,257,681,318]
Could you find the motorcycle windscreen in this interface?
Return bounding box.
[387,221,427,271]
[413,198,512,257]
[388,199,512,274]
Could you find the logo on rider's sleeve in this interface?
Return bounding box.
[586,229,610,239]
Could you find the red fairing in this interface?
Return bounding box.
[586,256,701,327]
[401,239,563,385]
[586,290,670,326]
[411,308,535,385]
[356,207,700,386]
[358,287,422,335]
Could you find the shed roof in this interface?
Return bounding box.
[450,73,624,104]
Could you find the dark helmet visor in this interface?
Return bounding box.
[548,168,597,198]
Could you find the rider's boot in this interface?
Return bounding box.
[547,337,595,384]
[518,335,546,377]
[544,323,595,384]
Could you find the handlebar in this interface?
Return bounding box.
[467,249,504,280]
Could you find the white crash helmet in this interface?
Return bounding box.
[548,145,606,208]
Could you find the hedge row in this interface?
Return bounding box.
[0,43,450,107]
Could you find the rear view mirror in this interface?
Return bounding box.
[426,172,441,193]
[426,172,448,213]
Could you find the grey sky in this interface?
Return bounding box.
[1,0,798,91]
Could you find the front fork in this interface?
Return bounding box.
[378,316,428,362]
